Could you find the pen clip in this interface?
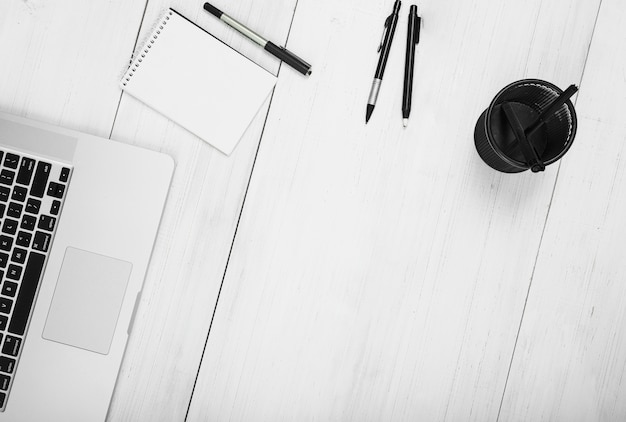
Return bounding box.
[414,15,421,45]
[377,14,393,52]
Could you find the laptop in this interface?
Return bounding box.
[0,112,174,421]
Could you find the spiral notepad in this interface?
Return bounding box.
[121,9,277,155]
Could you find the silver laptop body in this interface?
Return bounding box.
[0,112,173,421]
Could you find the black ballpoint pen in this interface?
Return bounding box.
[402,5,421,127]
[203,2,312,76]
[366,0,401,123]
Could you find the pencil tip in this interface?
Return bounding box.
[403,118,408,127]
[366,105,374,123]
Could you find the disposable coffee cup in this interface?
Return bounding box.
[474,79,577,173]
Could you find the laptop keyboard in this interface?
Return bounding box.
[0,148,71,411]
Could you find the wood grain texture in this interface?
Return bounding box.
[499,0,626,420]
[106,1,299,421]
[0,0,146,134]
[4,0,625,420]
[187,0,601,420]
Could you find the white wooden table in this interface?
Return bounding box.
[1,0,625,420]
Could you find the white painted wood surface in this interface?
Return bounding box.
[0,0,146,134]
[499,0,626,420]
[2,0,626,420]
[187,0,608,420]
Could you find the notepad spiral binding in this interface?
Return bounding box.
[122,10,173,87]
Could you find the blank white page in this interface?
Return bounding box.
[121,9,276,155]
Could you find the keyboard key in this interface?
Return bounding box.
[60,167,70,182]
[30,162,51,198]
[47,182,66,199]
[0,170,15,186]
[8,252,45,335]
[0,236,12,251]
[0,187,8,202]
[16,231,32,248]
[11,186,27,202]
[7,202,22,219]
[0,356,15,374]
[3,154,19,169]
[0,254,7,268]
[1,281,17,298]
[0,316,6,331]
[32,231,51,252]
[16,157,35,185]
[38,215,56,232]
[21,215,36,231]
[50,200,61,216]
[0,203,4,219]
[11,248,26,265]
[6,265,21,281]
[0,297,12,314]
[25,198,41,214]
[0,152,4,165]
[0,391,5,408]
[0,374,9,391]
[2,219,18,235]
[2,336,21,357]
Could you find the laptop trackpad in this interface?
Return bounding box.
[42,248,132,355]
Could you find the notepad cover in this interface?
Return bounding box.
[121,9,276,155]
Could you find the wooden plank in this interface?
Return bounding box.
[499,1,626,420]
[0,0,146,134]
[187,0,601,420]
[106,1,298,420]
